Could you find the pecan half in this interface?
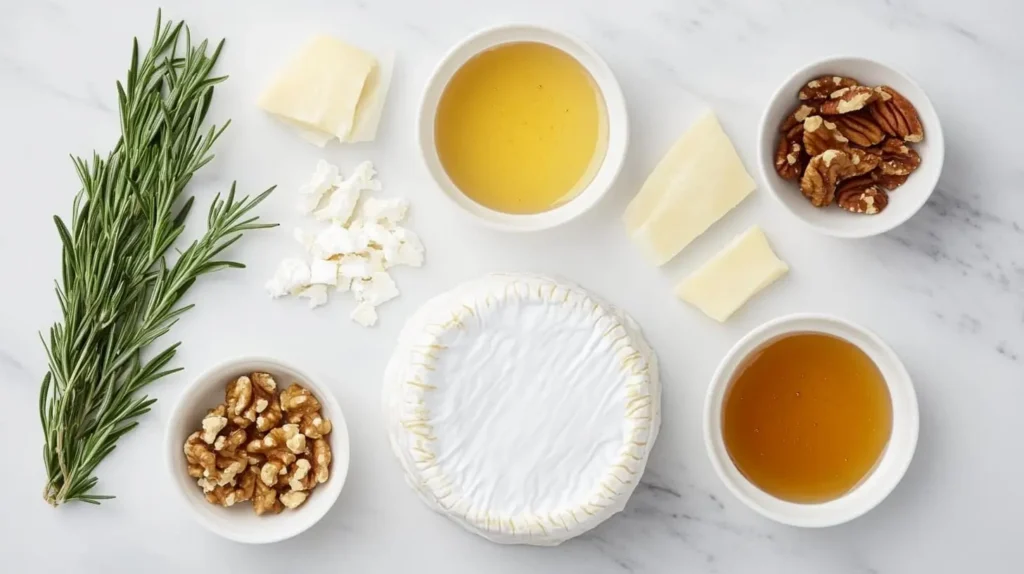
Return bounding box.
[832,110,885,147]
[868,86,924,142]
[837,176,889,214]
[798,75,859,101]
[803,115,849,156]
[872,172,909,191]
[820,86,880,115]
[847,148,881,177]
[774,123,806,180]
[800,149,851,207]
[877,138,921,176]
[780,103,819,133]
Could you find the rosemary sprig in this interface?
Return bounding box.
[39,11,276,506]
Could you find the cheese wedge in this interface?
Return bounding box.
[348,52,394,143]
[281,118,335,148]
[624,111,755,266]
[675,226,788,322]
[258,36,377,143]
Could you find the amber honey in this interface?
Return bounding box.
[722,333,892,503]
[434,42,607,214]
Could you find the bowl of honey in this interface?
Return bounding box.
[418,25,627,231]
[704,314,919,527]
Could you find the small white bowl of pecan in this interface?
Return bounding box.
[165,357,349,544]
[758,56,944,237]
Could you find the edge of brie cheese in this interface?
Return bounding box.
[382,274,661,546]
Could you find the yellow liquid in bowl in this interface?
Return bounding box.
[434,42,608,214]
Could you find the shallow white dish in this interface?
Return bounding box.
[165,357,350,544]
[703,314,919,527]
[758,56,944,238]
[417,24,628,232]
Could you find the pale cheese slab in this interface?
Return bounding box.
[348,52,394,143]
[258,35,377,143]
[624,111,755,266]
[676,226,788,322]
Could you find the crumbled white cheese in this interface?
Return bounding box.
[297,284,328,308]
[385,227,425,267]
[312,225,357,258]
[338,254,372,279]
[266,258,312,297]
[350,302,378,327]
[336,275,353,292]
[390,243,424,268]
[367,246,387,273]
[266,160,424,326]
[362,221,399,253]
[309,259,339,286]
[315,184,361,225]
[297,160,338,214]
[360,196,409,225]
[352,272,399,306]
[314,161,381,224]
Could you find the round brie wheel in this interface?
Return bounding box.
[383,274,660,545]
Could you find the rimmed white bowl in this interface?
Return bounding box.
[758,56,944,238]
[165,356,350,544]
[418,24,628,232]
[703,314,919,527]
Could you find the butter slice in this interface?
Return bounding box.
[625,111,755,266]
[258,36,377,143]
[676,226,787,322]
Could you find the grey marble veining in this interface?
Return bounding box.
[2,0,1023,572]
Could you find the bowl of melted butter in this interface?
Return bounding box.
[704,314,919,527]
[419,25,627,231]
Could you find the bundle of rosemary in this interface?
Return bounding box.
[39,12,276,506]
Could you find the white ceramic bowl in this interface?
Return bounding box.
[418,24,628,232]
[758,56,944,238]
[703,314,919,527]
[165,357,350,544]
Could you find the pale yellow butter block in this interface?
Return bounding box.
[625,111,755,266]
[676,226,788,322]
[258,35,377,143]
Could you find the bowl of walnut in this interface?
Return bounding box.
[758,56,944,238]
[165,357,349,544]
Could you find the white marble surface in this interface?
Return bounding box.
[1,0,1022,571]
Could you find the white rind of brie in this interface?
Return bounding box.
[382,274,661,546]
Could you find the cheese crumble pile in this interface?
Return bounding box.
[266,160,424,326]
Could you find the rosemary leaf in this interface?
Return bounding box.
[39,10,276,507]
